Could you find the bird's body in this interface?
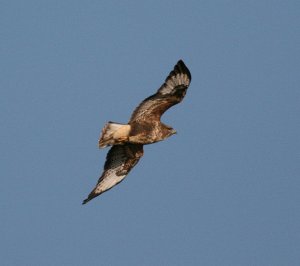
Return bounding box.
[83,60,191,204]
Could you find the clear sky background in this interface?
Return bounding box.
[1,1,299,265]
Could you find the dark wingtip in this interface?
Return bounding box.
[82,198,90,205]
[176,59,192,81]
[82,190,99,205]
[82,195,94,205]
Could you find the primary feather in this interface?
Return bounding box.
[83,144,143,204]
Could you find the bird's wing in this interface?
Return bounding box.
[129,60,191,123]
[82,144,143,204]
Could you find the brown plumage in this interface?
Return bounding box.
[83,60,191,204]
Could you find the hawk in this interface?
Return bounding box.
[82,60,191,204]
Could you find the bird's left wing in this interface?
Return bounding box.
[82,144,144,204]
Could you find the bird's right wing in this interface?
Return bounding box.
[82,144,144,204]
[129,60,191,123]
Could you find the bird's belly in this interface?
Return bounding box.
[128,132,168,145]
[128,134,156,144]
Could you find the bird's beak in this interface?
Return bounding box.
[172,129,177,135]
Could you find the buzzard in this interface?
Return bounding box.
[82,60,191,204]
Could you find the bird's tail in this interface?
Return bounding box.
[98,121,130,148]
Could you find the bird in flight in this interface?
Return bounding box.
[82,60,191,204]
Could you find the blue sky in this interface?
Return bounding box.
[1,1,299,265]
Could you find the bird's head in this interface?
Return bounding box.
[163,124,177,137]
[170,128,177,135]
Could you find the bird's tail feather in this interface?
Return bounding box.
[98,121,130,148]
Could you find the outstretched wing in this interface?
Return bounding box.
[129,60,191,123]
[82,144,144,204]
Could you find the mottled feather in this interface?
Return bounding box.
[129,60,191,123]
[82,144,143,204]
